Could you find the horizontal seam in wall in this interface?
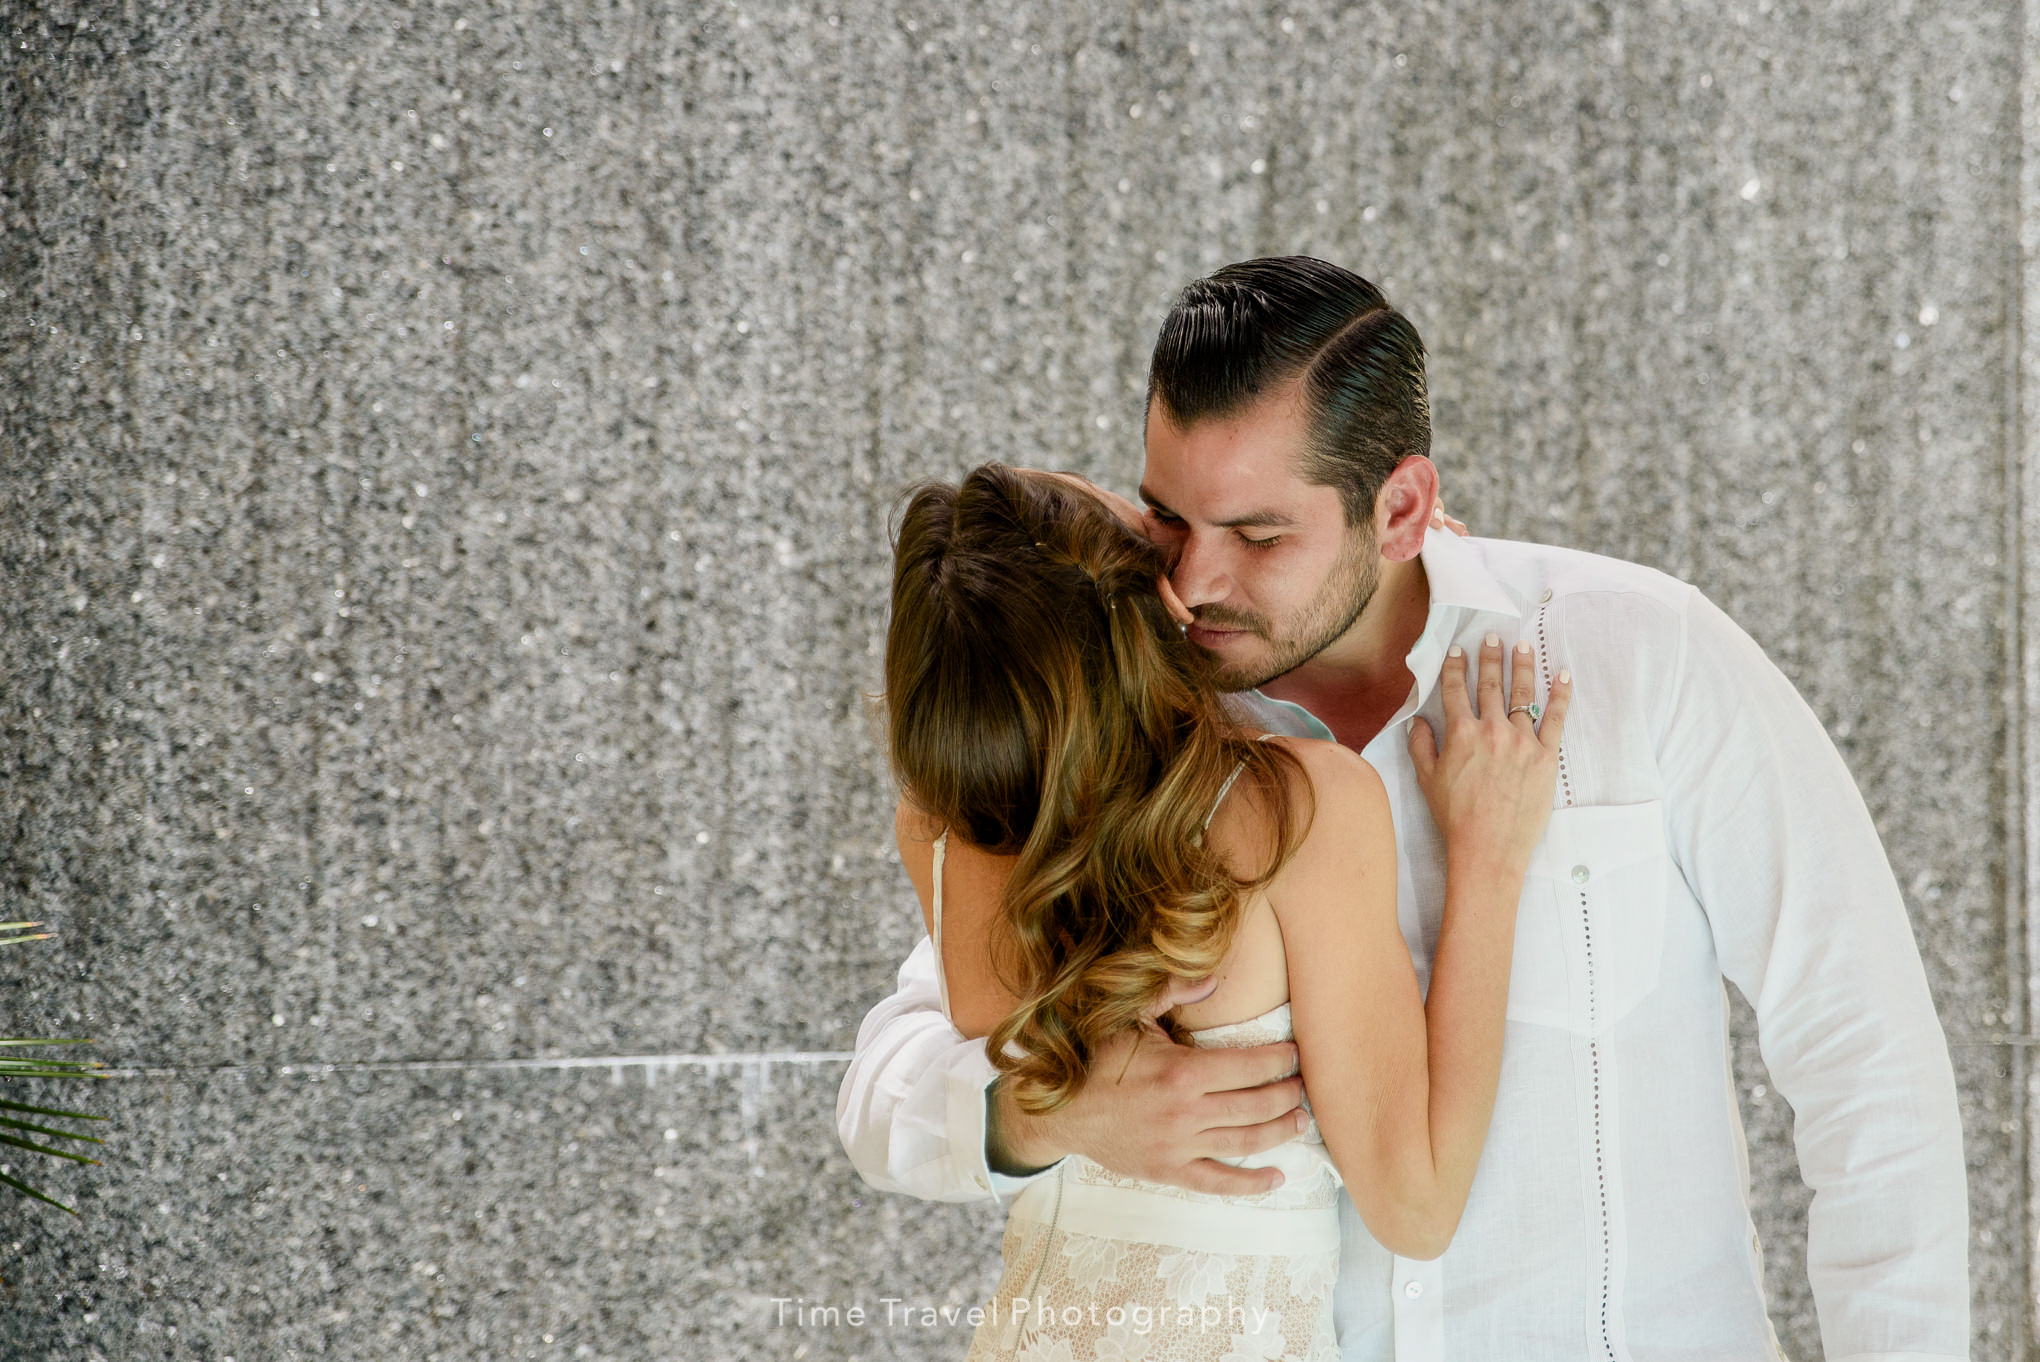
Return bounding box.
[97,1050,857,1079]
[1950,1036,2040,1047]
[91,1036,2032,1075]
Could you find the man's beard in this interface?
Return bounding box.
[1194,532,1381,692]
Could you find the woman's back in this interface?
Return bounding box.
[895,735,1318,1043]
[896,739,1348,1362]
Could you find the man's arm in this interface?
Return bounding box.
[837,930,1310,1201]
[1657,588,1969,1360]
[834,934,1064,1205]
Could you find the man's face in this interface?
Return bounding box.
[1139,388,1379,692]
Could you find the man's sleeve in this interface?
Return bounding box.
[835,933,1065,1205]
[1657,587,1970,1361]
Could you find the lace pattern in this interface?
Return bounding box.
[963,1004,1342,1362]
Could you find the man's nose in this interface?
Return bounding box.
[1168,533,1230,611]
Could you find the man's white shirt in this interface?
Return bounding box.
[835,530,1969,1362]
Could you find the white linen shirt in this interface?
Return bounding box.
[835,530,1970,1362]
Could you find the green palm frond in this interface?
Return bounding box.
[0,1098,105,1120]
[0,1113,104,1144]
[1,930,111,1216]
[0,1056,106,1079]
[0,1038,96,1047]
[0,1168,82,1214]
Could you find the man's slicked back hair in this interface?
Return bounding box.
[1147,256,1431,526]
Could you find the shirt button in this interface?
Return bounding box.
[1539,589,1553,603]
[1571,864,1591,884]
[1403,1280,1424,1298]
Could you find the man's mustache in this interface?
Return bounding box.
[1187,607,1266,635]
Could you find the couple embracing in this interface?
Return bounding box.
[837,257,1968,1361]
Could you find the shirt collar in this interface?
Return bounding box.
[1236,528,1524,734]
[1394,528,1523,722]
[1416,525,1521,621]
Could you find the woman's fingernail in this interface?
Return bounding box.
[1447,645,1464,658]
[1484,632,1501,648]
[1295,1111,1310,1133]
[1514,639,1531,653]
[1558,668,1572,684]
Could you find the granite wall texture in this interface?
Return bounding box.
[0,0,2024,1357]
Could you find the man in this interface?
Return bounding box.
[837,257,1968,1359]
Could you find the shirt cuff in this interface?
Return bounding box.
[948,1054,1063,1207]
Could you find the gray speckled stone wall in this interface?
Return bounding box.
[0,1,2021,1357]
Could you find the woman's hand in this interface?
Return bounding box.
[1406,635,1571,877]
[1429,497,1470,538]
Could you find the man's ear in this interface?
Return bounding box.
[1374,457,1440,563]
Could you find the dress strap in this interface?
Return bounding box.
[931,831,953,1024]
[1198,733,1280,835]
[1201,762,1250,835]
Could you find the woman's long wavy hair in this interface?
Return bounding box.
[885,463,1309,1115]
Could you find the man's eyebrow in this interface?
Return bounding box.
[1138,487,1298,530]
[1213,509,1299,529]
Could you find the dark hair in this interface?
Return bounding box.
[1147,255,1431,525]
[884,464,1308,1113]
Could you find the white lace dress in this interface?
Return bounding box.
[930,837,1343,1362]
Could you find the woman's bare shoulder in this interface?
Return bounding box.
[1261,733,1383,789]
[1201,734,1383,875]
[1240,733,1388,820]
[890,797,1024,1038]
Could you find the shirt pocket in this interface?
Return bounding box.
[1503,799,1669,1035]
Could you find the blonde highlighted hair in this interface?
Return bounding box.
[884,464,1309,1114]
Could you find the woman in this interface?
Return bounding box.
[884,463,1568,1361]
